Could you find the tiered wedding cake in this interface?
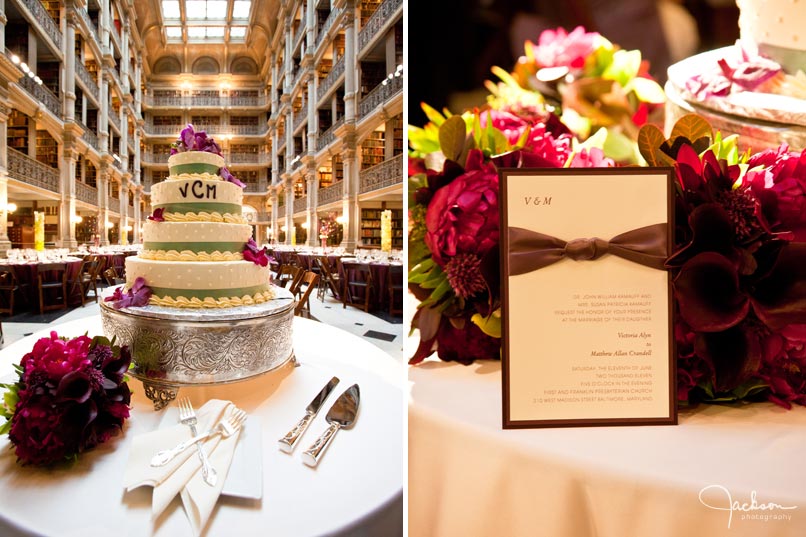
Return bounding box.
[737,0,806,73]
[125,133,274,308]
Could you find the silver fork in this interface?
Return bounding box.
[151,408,247,467]
[178,398,217,487]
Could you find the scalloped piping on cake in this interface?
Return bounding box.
[138,249,245,262]
[162,211,246,224]
[148,289,276,308]
[167,172,222,182]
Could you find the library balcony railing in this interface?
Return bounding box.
[143,94,184,107]
[109,198,120,213]
[76,181,98,205]
[228,152,265,164]
[316,8,341,50]
[358,73,403,119]
[292,68,305,93]
[145,124,183,135]
[293,20,306,53]
[76,62,100,102]
[358,0,402,52]
[78,9,101,46]
[229,124,267,136]
[294,196,307,214]
[193,124,226,135]
[293,110,307,132]
[109,111,121,133]
[359,154,403,194]
[142,152,170,164]
[252,211,271,223]
[77,121,99,150]
[318,181,342,206]
[19,76,61,118]
[7,148,60,194]
[230,94,268,107]
[317,119,343,152]
[21,0,62,51]
[317,56,344,102]
[243,182,262,193]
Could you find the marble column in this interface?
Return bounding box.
[340,147,359,252]
[59,138,78,248]
[119,183,128,244]
[270,188,279,244]
[0,103,11,252]
[97,164,110,246]
[342,8,357,122]
[63,15,76,122]
[284,177,294,245]
[306,167,318,247]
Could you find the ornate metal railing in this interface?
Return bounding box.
[316,8,340,49]
[358,0,402,51]
[78,8,100,45]
[144,94,183,107]
[22,0,62,49]
[293,196,307,214]
[108,198,120,213]
[193,124,226,134]
[7,148,60,193]
[317,56,344,102]
[109,111,121,132]
[317,120,342,152]
[293,109,307,132]
[359,74,403,118]
[76,62,100,102]
[19,76,61,118]
[193,96,224,107]
[243,182,262,193]
[76,181,97,204]
[318,182,342,205]
[77,120,98,150]
[145,124,182,135]
[230,94,267,107]
[359,154,403,194]
[228,153,264,164]
[229,124,266,135]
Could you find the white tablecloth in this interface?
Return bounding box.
[0,316,403,537]
[409,359,806,537]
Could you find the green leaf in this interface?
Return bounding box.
[471,310,502,338]
[491,65,522,88]
[428,278,453,302]
[637,124,674,167]
[603,129,640,163]
[439,115,467,162]
[602,49,641,86]
[625,77,666,104]
[670,114,712,146]
[421,102,447,127]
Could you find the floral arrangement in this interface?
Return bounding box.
[409,26,806,409]
[105,277,152,309]
[220,166,246,188]
[171,124,222,156]
[319,213,338,240]
[147,208,165,222]
[0,332,132,465]
[486,26,665,161]
[243,238,272,267]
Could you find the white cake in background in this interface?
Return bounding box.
[125,150,274,308]
[737,0,806,73]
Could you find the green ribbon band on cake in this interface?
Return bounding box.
[169,163,221,175]
[144,241,245,253]
[153,202,242,215]
[149,284,269,299]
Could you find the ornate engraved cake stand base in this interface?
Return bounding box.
[100,287,296,410]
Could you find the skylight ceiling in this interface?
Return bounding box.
[161,0,252,43]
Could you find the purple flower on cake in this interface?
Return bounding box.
[170,124,223,156]
[243,238,270,267]
[147,208,165,222]
[220,167,246,188]
[104,277,152,309]
[0,332,132,465]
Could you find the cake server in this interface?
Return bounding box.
[301,384,360,467]
[278,376,340,453]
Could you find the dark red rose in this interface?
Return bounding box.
[436,318,501,364]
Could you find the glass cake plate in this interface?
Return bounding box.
[100,285,296,409]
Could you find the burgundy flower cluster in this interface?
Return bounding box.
[170,124,222,156]
[0,332,132,465]
[243,238,272,267]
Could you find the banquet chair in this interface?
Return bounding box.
[342,261,373,313]
[103,267,125,287]
[288,267,308,299]
[294,271,320,318]
[277,265,302,289]
[37,263,68,313]
[0,269,19,317]
[388,264,404,317]
[70,257,101,306]
[315,256,341,302]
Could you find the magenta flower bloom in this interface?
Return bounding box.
[747,144,806,240]
[569,147,614,168]
[529,26,599,71]
[148,208,165,222]
[243,238,270,266]
[220,167,246,188]
[104,277,152,309]
[424,149,498,268]
[172,124,223,156]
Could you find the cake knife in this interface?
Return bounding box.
[302,384,360,467]
[278,376,340,453]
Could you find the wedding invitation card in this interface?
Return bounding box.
[500,168,676,428]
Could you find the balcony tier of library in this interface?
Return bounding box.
[144,89,268,108]
[360,208,402,248]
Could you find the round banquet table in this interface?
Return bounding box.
[409,359,806,537]
[0,258,85,308]
[0,316,403,537]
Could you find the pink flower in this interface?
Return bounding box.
[569,147,614,168]
[147,208,165,222]
[424,150,498,268]
[746,144,806,240]
[104,277,152,309]
[529,26,599,71]
[243,238,270,267]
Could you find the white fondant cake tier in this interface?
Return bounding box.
[125,256,273,308]
[141,220,251,255]
[151,176,243,213]
[167,151,225,176]
[738,0,806,72]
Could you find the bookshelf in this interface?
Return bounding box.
[39,62,60,96]
[86,161,97,187]
[191,115,221,128]
[360,62,386,95]
[36,130,58,168]
[152,170,169,185]
[317,58,332,82]
[332,154,343,183]
[392,115,403,156]
[360,0,381,26]
[361,129,385,169]
[153,115,182,127]
[333,34,345,61]
[318,167,333,188]
[42,0,60,24]
[85,59,99,83]
[154,89,181,99]
[231,115,259,127]
[359,207,402,248]
[231,144,259,154]
[8,110,29,152]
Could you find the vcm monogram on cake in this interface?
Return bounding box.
[699,484,797,528]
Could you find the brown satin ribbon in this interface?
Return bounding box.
[508,223,668,276]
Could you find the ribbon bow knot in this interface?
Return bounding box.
[508,223,668,276]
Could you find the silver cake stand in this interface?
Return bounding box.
[100,286,296,410]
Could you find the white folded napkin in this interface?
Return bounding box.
[123,399,243,535]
